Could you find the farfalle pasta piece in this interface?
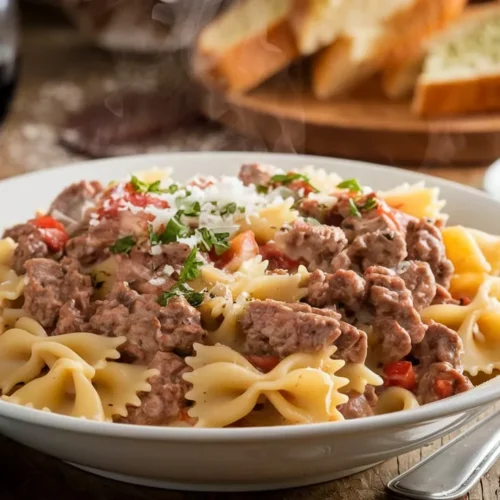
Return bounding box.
[0,317,125,393]
[0,238,16,266]
[4,358,106,420]
[0,265,24,304]
[375,387,419,415]
[15,317,47,337]
[422,277,500,376]
[50,332,123,369]
[91,256,118,299]
[337,363,384,395]
[200,256,309,303]
[92,362,157,420]
[379,182,446,219]
[0,338,99,394]
[0,317,155,421]
[0,239,24,305]
[442,226,491,275]
[467,228,500,272]
[199,288,248,348]
[0,308,24,335]
[237,199,298,243]
[184,343,349,428]
[442,226,500,299]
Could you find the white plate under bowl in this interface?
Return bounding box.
[0,152,499,492]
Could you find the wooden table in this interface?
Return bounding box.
[0,6,498,500]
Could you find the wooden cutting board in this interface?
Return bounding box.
[201,74,500,167]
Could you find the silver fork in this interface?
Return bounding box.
[387,408,500,499]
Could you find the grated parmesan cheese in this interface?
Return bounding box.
[148,277,166,286]
[163,264,175,276]
[150,245,162,256]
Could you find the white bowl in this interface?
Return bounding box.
[0,152,499,492]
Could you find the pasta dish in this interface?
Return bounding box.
[0,163,497,428]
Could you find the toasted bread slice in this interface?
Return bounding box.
[311,0,466,100]
[382,1,484,100]
[192,0,298,92]
[381,51,425,99]
[311,35,386,99]
[290,0,415,56]
[413,3,500,116]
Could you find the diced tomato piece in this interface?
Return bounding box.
[30,215,68,252]
[246,355,280,373]
[434,379,454,399]
[259,242,299,271]
[215,230,259,272]
[98,204,120,219]
[97,182,169,219]
[127,192,169,209]
[288,179,316,196]
[383,361,416,390]
[39,228,68,252]
[31,215,66,233]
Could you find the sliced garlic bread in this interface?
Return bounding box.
[291,0,415,57]
[192,0,298,92]
[413,3,500,116]
[311,0,466,100]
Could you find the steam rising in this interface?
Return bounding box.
[152,0,306,155]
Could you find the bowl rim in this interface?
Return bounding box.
[1,151,499,442]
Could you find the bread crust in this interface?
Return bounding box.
[312,36,384,99]
[381,0,484,100]
[382,0,467,65]
[193,7,299,92]
[288,0,336,56]
[311,0,466,100]
[413,74,500,117]
[381,52,424,100]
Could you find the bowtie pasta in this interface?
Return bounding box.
[0,162,495,427]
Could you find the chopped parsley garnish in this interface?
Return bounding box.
[149,213,191,246]
[165,183,179,194]
[270,172,318,192]
[158,283,204,307]
[130,176,149,193]
[337,179,363,193]
[271,173,307,184]
[347,196,378,218]
[348,199,361,218]
[148,224,161,246]
[220,202,237,217]
[176,199,201,216]
[130,176,177,194]
[256,185,269,194]
[129,176,166,194]
[110,235,136,255]
[359,197,378,212]
[161,214,191,243]
[157,247,205,307]
[179,247,204,281]
[197,228,230,255]
[147,180,168,194]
